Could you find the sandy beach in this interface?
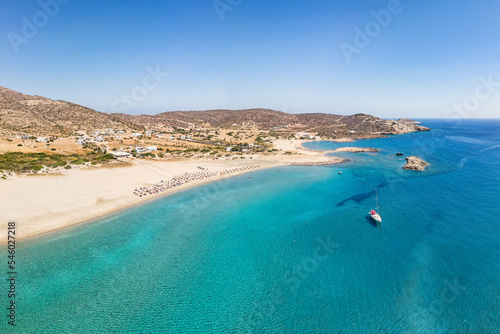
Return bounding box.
[1,151,342,243]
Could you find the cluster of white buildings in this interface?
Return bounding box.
[111,145,157,158]
[77,129,126,145]
[295,132,321,140]
[135,146,157,154]
[77,136,94,145]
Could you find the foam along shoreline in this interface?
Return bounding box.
[0,153,341,243]
[289,157,349,166]
[272,139,379,154]
[332,147,380,153]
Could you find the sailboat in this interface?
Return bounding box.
[369,189,382,224]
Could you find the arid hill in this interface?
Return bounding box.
[0,87,140,136]
[0,87,430,137]
[112,110,430,137]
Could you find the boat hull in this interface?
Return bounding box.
[369,212,382,223]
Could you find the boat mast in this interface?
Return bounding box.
[375,189,380,214]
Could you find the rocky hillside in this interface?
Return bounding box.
[0,87,140,136]
[0,87,430,137]
[112,110,430,137]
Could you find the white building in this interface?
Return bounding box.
[77,137,94,145]
[135,147,147,154]
[112,151,130,158]
[37,137,47,143]
[226,147,233,152]
[132,132,142,138]
[95,136,104,142]
[146,146,157,151]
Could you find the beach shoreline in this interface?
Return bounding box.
[1,151,343,244]
[7,163,277,244]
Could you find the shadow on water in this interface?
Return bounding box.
[337,181,389,207]
[365,215,379,228]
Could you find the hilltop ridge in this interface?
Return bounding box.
[0,87,141,136]
[0,86,430,138]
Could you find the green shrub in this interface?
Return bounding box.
[52,161,67,168]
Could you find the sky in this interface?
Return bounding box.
[1,0,499,118]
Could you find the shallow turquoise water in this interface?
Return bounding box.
[3,119,500,333]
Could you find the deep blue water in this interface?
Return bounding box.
[3,119,500,333]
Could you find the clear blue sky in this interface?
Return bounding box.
[1,0,499,118]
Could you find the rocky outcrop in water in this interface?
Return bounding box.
[403,156,429,171]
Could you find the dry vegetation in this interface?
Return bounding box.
[0,86,430,174]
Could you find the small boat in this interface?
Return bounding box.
[369,189,382,224]
[339,171,342,174]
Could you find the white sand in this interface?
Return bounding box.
[0,153,340,243]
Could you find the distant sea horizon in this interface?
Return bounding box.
[4,119,500,333]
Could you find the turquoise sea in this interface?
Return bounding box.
[3,119,500,333]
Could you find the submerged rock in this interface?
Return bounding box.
[403,156,429,171]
